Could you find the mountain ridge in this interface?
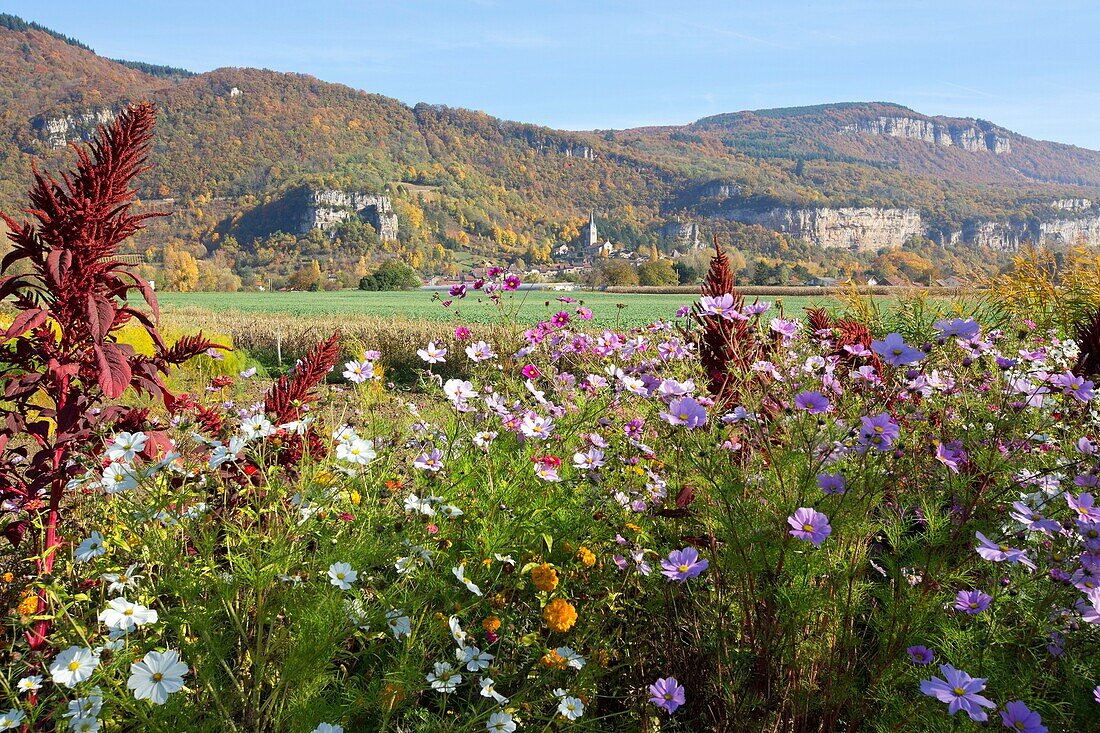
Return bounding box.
[2,14,1099,288]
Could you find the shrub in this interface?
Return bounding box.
[359,260,421,291]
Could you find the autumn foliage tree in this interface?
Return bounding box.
[0,102,218,649]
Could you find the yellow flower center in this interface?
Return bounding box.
[68,661,81,671]
[678,564,689,573]
[802,524,814,532]
[953,687,966,695]
[153,672,163,682]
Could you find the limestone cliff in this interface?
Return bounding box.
[841,115,1011,154]
[712,206,923,251]
[300,189,399,240]
[32,107,117,148]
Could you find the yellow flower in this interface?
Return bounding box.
[348,490,361,506]
[625,522,642,534]
[530,563,559,593]
[1,572,13,583]
[482,615,501,633]
[381,682,404,709]
[543,597,577,633]
[315,471,336,487]
[576,547,595,567]
[489,593,506,610]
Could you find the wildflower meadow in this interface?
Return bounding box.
[1,106,1099,733]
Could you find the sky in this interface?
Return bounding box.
[8,0,1100,148]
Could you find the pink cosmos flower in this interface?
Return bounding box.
[661,397,707,429]
[974,531,1036,569]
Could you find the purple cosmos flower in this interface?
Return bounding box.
[871,333,925,366]
[934,440,968,473]
[999,701,1047,733]
[1094,685,1100,703]
[770,318,800,339]
[413,448,444,473]
[662,397,707,429]
[975,531,1036,569]
[954,589,992,614]
[787,507,832,546]
[449,283,468,298]
[745,301,771,315]
[1066,491,1100,523]
[794,391,831,414]
[907,645,934,665]
[934,318,981,340]
[648,677,686,714]
[858,413,900,451]
[1009,502,1060,534]
[675,304,692,318]
[503,274,521,290]
[817,472,847,495]
[699,294,743,320]
[660,547,709,582]
[1051,371,1096,402]
[919,664,996,721]
[551,311,571,327]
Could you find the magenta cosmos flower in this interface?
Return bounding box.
[954,589,992,614]
[648,677,685,714]
[787,508,831,546]
[919,664,996,721]
[661,396,707,429]
[999,701,1047,733]
[660,547,709,582]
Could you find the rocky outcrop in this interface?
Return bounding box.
[714,206,923,251]
[32,108,117,148]
[1052,198,1093,212]
[934,214,1100,250]
[662,221,701,248]
[841,116,1011,154]
[299,189,398,240]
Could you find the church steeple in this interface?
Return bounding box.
[586,211,598,247]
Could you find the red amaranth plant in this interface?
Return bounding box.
[1072,306,1100,378]
[692,237,758,406]
[0,102,219,650]
[264,332,341,423]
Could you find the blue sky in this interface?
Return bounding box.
[9,0,1100,148]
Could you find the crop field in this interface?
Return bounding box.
[156,289,835,328]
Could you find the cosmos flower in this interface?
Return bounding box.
[794,390,831,414]
[74,532,107,562]
[417,342,447,364]
[311,725,344,733]
[0,710,25,730]
[871,333,925,366]
[660,547,709,581]
[934,318,981,340]
[974,531,1036,569]
[858,413,900,451]
[426,661,461,693]
[919,664,996,721]
[1066,491,1100,523]
[954,589,993,614]
[557,695,584,720]
[935,440,968,473]
[661,396,707,429]
[49,646,100,688]
[328,562,358,590]
[787,508,832,546]
[127,649,188,705]
[906,645,934,665]
[465,341,497,361]
[817,473,847,495]
[452,565,482,596]
[414,448,445,472]
[105,431,147,463]
[999,701,1047,733]
[98,597,158,632]
[649,676,686,713]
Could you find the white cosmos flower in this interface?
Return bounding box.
[327,562,358,590]
[335,438,376,465]
[74,532,106,562]
[473,430,497,448]
[311,725,344,733]
[441,504,464,518]
[404,494,436,516]
[101,564,142,595]
[49,646,100,688]
[98,597,158,632]
[68,716,101,732]
[485,710,516,732]
[386,609,411,640]
[465,341,496,362]
[558,695,585,720]
[0,709,25,730]
[479,676,509,705]
[127,649,188,704]
[452,565,482,596]
[16,675,43,694]
[458,645,493,672]
[240,413,275,440]
[101,462,138,493]
[448,615,468,646]
[555,646,586,669]
[63,688,103,718]
[105,431,147,463]
[426,661,461,693]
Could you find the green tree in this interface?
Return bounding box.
[596,259,639,287]
[637,260,679,286]
[359,260,421,291]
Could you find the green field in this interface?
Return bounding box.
[155,289,829,328]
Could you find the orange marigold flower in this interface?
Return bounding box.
[543,597,577,633]
[17,591,38,617]
[576,547,596,567]
[1,572,13,583]
[385,479,404,490]
[540,649,568,670]
[531,563,559,593]
[482,615,501,633]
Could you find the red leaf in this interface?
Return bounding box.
[94,342,132,398]
[0,308,46,343]
[86,294,115,343]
